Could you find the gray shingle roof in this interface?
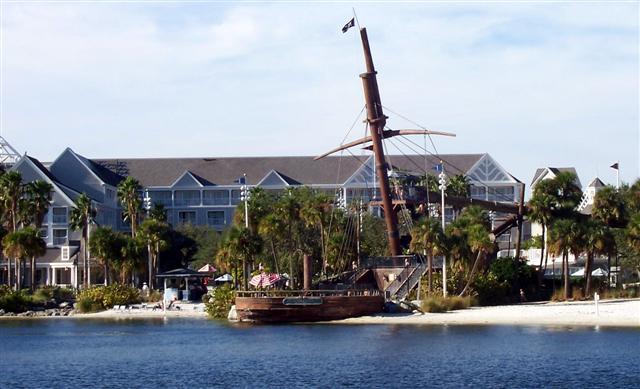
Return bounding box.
[92,154,485,187]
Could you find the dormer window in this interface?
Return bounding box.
[52,207,67,224]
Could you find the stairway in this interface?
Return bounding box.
[385,257,427,301]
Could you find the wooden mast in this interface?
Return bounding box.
[358,27,401,256]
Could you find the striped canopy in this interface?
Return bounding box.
[249,273,281,288]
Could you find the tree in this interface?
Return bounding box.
[22,180,52,290]
[528,179,554,283]
[459,221,494,296]
[593,186,628,228]
[548,219,573,300]
[117,177,142,239]
[89,227,119,285]
[21,180,53,229]
[225,226,262,290]
[148,203,168,223]
[3,228,45,291]
[69,193,96,288]
[0,171,24,288]
[137,218,170,289]
[410,217,444,294]
[582,219,612,296]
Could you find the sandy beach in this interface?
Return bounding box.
[63,298,640,327]
[336,298,640,327]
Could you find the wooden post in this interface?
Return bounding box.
[303,254,312,291]
[359,27,401,256]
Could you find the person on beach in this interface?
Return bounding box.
[519,289,527,303]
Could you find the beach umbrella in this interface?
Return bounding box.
[571,268,585,277]
[198,264,217,273]
[214,273,233,282]
[591,268,608,277]
[249,273,281,288]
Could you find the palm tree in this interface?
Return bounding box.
[89,227,119,285]
[22,180,52,290]
[528,180,554,283]
[137,218,170,290]
[459,223,494,296]
[0,171,25,289]
[117,234,142,285]
[582,219,611,296]
[117,177,142,239]
[548,219,573,300]
[69,193,96,288]
[410,217,444,294]
[2,228,45,290]
[593,186,628,228]
[226,226,262,289]
[148,203,167,222]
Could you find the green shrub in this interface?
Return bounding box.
[205,285,234,319]
[421,295,473,313]
[0,288,32,313]
[33,286,76,303]
[142,289,163,303]
[473,273,509,305]
[76,284,141,313]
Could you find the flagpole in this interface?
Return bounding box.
[352,8,361,30]
[616,162,619,190]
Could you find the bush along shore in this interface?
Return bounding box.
[0,285,76,317]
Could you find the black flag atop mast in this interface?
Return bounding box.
[342,18,355,33]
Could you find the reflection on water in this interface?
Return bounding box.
[2,319,638,388]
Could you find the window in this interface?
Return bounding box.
[231,190,242,205]
[207,211,225,226]
[203,190,230,205]
[105,188,115,201]
[470,186,486,200]
[53,229,67,245]
[178,211,197,225]
[174,190,201,206]
[487,187,515,202]
[148,190,172,206]
[52,207,67,224]
[39,227,48,239]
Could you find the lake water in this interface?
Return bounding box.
[1,318,638,388]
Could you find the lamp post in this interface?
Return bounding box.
[240,174,249,229]
[438,163,448,298]
[143,190,152,289]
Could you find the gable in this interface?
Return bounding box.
[258,170,292,187]
[50,148,106,200]
[11,156,76,207]
[467,154,515,184]
[344,156,376,186]
[171,171,204,188]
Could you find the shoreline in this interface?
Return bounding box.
[2,299,638,328]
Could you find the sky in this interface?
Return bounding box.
[1,1,638,196]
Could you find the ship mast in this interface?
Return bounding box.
[358,27,401,256]
[316,26,456,257]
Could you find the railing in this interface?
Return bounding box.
[385,261,427,301]
[235,289,382,298]
[346,268,370,285]
[361,255,420,269]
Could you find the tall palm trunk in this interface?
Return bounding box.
[563,251,570,300]
[584,252,594,297]
[15,259,22,290]
[427,253,433,294]
[459,251,484,297]
[537,225,546,285]
[30,256,37,292]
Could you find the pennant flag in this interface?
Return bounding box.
[610,162,619,170]
[342,18,355,33]
[434,163,443,173]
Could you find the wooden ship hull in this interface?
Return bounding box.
[234,291,385,323]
